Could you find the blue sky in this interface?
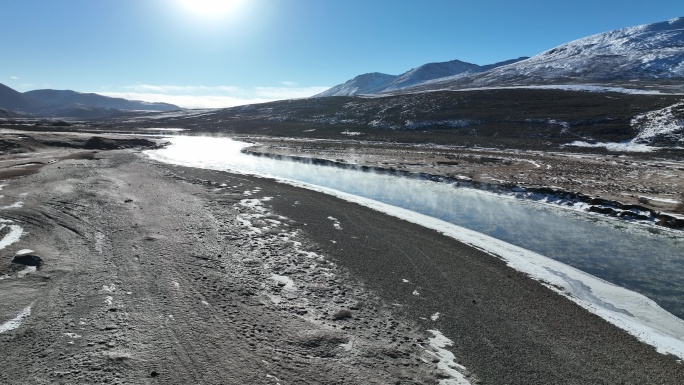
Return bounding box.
[1,0,681,108]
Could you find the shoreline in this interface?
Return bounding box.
[0,132,682,384]
[242,147,684,230]
[148,135,684,358]
[240,135,684,228]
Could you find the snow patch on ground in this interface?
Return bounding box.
[327,216,343,230]
[15,249,34,255]
[431,312,441,321]
[1,201,24,209]
[341,130,363,136]
[101,284,116,293]
[631,102,684,144]
[524,84,665,95]
[640,196,680,204]
[271,274,296,291]
[94,231,105,253]
[565,141,657,152]
[566,102,684,151]
[0,305,32,334]
[425,330,471,385]
[0,222,23,250]
[16,266,36,278]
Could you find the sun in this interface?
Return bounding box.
[177,0,242,19]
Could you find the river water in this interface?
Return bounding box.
[148,136,684,322]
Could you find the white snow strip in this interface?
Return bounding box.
[104,296,114,306]
[15,249,34,255]
[101,284,116,293]
[565,140,656,152]
[0,223,23,250]
[431,312,441,321]
[640,196,680,204]
[425,330,471,385]
[94,231,105,254]
[17,266,36,278]
[0,305,32,334]
[1,201,24,209]
[270,274,296,291]
[266,374,282,385]
[63,332,82,338]
[412,290,420,296]
[327,216,343,230]
[524,159,541,168]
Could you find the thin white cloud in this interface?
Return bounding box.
[14,83,36,91]
[97,84,330,109]
[10,76,19,80]
[122,84,241,94]
[253,86,330,99]
[280,81,298,86]
[98,92,269,109]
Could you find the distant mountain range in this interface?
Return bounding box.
[315,58,528,97]
[0,83,180,119]
[316,17,684,96]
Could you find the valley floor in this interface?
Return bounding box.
[0,132,682,384]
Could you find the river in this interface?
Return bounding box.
[147,135,684,356]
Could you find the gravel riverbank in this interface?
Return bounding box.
[0,133,682,384]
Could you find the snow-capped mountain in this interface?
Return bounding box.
[315,72,397,97]
[315,58,528,97]
[318,17,684,96]
[406,17,684,92]
[519,17,684,80]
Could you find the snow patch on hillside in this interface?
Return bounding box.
[631,101,684,145]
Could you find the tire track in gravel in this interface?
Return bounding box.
[2,148,451,385]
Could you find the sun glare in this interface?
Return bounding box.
[177,0,242,19]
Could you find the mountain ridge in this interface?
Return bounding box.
[0,84,181,118]
[315,57,529,97]
[318,17,684,96]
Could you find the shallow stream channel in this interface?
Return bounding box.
[148,135,684,357]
